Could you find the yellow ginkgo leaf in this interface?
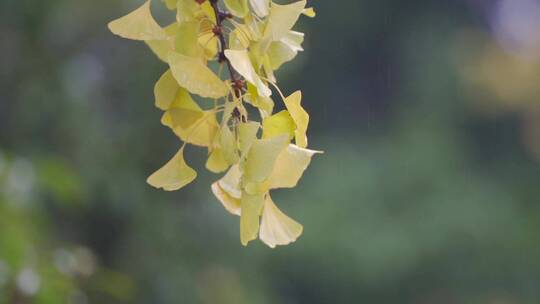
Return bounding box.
[206,149,229,173]
[268,31,304,70]
[108,0,168,41]
[268,144,321,189]
[259,195,303,248]
[146,23,177,62]
[154,69,179,110]
[168,52,229,99]
[284,91,309,148]
[211,182,241,216]
[176,0,200,23]
[240,192,265,246]
[198,32,219,59]
[224,49,272,97]
[246,84,274,118]
[262,110,295,140]
[168,108,204,129]
[175,21,202,57]
[249,0,270,17]
[173,111,219,147]
[263,0,306,42]
[147,147,197,191]
[224,0,249,18]
[238,121,260,156]
[218,164,242,199]
[220,126,239,164]
[244,135,289,183]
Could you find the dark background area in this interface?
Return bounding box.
[1,0,540,303]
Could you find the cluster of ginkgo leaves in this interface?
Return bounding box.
[108,0,320,247]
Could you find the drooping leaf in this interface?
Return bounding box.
[244,135,289,183]
[206,149,229,173]
[240,192,265,245]
[220,126,239,164]
[284,91,309,148]
[167,52,229,99]
[146,23,178,62]
[268,144,321,189]
[263,0,306,42]
[238,121,260,156]
[259,195,303,248]
[262,110,295,140]
[108,0,168,41]
[211,182,241,215]
[147,147,197,191]
[175,21,202,57]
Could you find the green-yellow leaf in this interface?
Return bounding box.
[206,149,229,173]
[146,23,177,62]
[244,135,289,183]
[238,121,260,156]
[262,110,295,140]
[240,192,265,246]
[246,84,274,117]
[147,147,197,191]
[284,91,309,148]
[220,126,239,164]
[259,195,303,248]
[268,144,321,189]
[167,52,229,99]
[211,182,241,216]
[224,0,249,18]
[168,108,204,129]
[108,0,168,41]
[218,164,242,199]
[175,21,202,57]
[267,31,304,70]
[224,49,272,97]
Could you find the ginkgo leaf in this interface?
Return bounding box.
[108,0,168,41]
[249,0,270,17]
[224,0,249,18]
[220,126,239,164]
[246,84,274,117]
[176,0,200,23]
[198,32,219,59]
[263,0,306,42]
[240,192,265,246]
[284,91,309,148]
[259,195,303,248]
[170,112,219,147]
[168,52,229,99]
[268,144,321,189]
[218,164,242,199]
[211,182,241,215]
[147,147,197,191]
[238,121,260,156]
[224,49,272,98]
[206,149,229,173]
[154,69,179,110]
[168,108,204,129]
[262,110,295,140]
[146,23,177,62]
[175,21,202,57]
[268,31,304,70]
[244,135,289,183]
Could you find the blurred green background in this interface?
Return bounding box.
[2,0,540,303]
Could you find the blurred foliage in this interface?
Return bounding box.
[1,0,540,303]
